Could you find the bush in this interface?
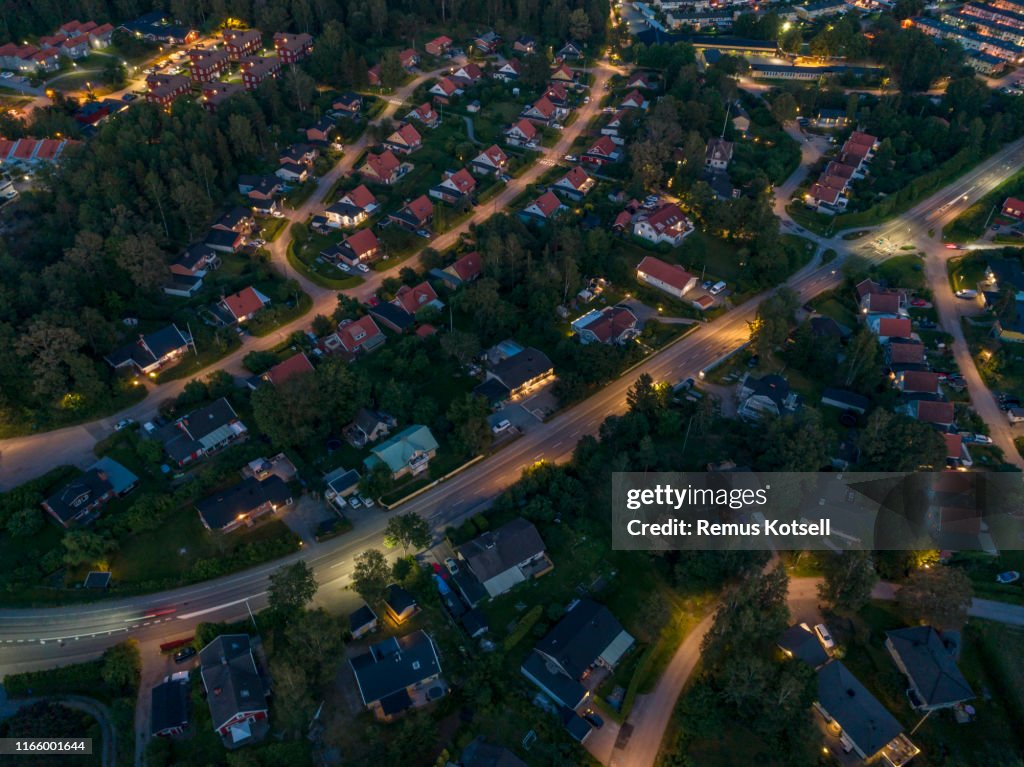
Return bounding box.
[503,604,544,652]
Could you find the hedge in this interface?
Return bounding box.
[503,605,544,652]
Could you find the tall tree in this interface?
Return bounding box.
[268,561,318,614]
[897,566,973,629]
[352,549,391,609]
[383,514,432,555]
[818,551,877,613]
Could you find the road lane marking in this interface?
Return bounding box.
[176,593,266,620]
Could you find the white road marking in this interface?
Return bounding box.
[176,593,266,620]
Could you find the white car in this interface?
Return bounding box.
[445,557,460,575]
[972,433,993,445]
[339,263,351,272]
[814,623,835,650]
[357,263,370,273]
[361,496,376,508]
[492,418,511,434]
[114,418,135,432]
[0,72,13,79]
[348,495,362,509]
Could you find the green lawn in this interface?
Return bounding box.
[875,254,926,292]
[948,550,1024,605]
[811,292,859,330]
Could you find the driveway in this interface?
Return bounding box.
[281,495,336,546]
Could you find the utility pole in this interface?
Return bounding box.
[245,598,258,632]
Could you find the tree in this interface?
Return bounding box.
[101,640,140,695]
[818,551,877,613]
[897,566,973,629]
[352,548,391,608]
[770,92,798,123]
[858,410,947,470]
[311,314,334,337]
[626,373,666,420]
[440,329,480,365]
[749,288,799,357]
[268,659,312,736]
[568,9,592,41]
[7,507,43,537]
[446,393,492,456]
[289,609,344,684]
[383,514,432,554]
[268,561,318,614]
[61,530,114,567]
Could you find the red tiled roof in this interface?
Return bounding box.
[588,135,616,156]
[878,318,911,338]
[865,293,900,314]
[342,184,377,209]
[480,144,507,165]
[847,130,877,147]
[364,150,401,179]
[529,191,563,218]
[415,324,437,337]
[579,306,637,342]
[432,76,459,95]
[449,251,481,282]
[621,89,644,107]
[399,48,418,66]
[528,96,556,119]
[446,168,476,193]
[551,63,573,79]
[901,370,940,393]
[339,315,382,352]
[12,139,36,159]
[223,286,267,319]
[455,62,483,80]
[644,203,688,232]
[560,166,591,191]
[390,123,422,147]
[509,118,537,140]
[889,341,924,364]
[810,182,841,205]
[266,352,314,385]
[403,194,434,223]
[827,161,857,179]
[546,82,568,101]
[915,400,954,425]
[34,139,61,160]
[637,256,694,292]
[613,210,633,229]
[943,433,963,460]
[412,102,436,122]
[822,174,847,191]
[427,35,452,47]
[345,227,380,257]
[394,281,439,314]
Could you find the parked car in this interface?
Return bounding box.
[122,93,137,102]
[492,418,511,434]
[114,418,135,432]
[415,229,432,238]
[339,263,351,272]
[564,154,578,162]
[814,623,835,650]
[348,495,362,509]
[360,495,375,508]
[971,433,993,445]
[583,711,604,729]
[174,647,197,664]
[955,289,978,299]
[910,298,927,307]
[357,263,370,273]
[444,557,460,575]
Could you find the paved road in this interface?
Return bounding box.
[872,580,1024,625]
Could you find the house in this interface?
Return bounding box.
[105,325,192,375]
[324,228,382,266]
[393,281,442,315]
[430,168,477,204]
[364,425,439,479]
[42,468,114,527]
[306,116,335,143]
[456,518,552,599]
[705,137,734,170]
[349,631,443,720]
[620,89,648,110]
[779,623,830,668]
[582,135,621,166]
[361,150,407,185]
[275,162,309,183]
[471,144,508,176]
[198,635,269,747]
[389,195,434,231]
[522,191,566,222]
[280,143,318,167]
[1001,196,1024,220]
[904,399,955,427]
[855,279,907,312]
[146,74,191,107]
[550,63,575,82]
[323,467,361,509]
[995,296,1024,343]
[944,433,973,468]
[513,35,537,54]
[196,475,293,533]
[156,398,248,467]
[808,182,846,212]
[572,306,640,345]
[452,62,485,84]
[494,59,522,81]
[333,92,363,115]
[407,102,440,128]
[325,187,379,228]
[626,72,654,89]
[815,108,849,128]
[558,41,584,59]
[815,661,919,766]
[885,626,973,711]
[188,48,228,82]
[337,316,385,354]
[367,63,382,86]
[223,29,262,60]
[505,118,538,147]
[443,251,482,285]
[273,32,313,64]
[896,370,941,396]
[820,388,869,415]
[523,96,560,124]
[370,303,416,333]
[385,123,423,155]
[738,374,798,420]
[262,352,314,386]
[218,286,271,324]
[118,11,197,44]
[237,175,281,200]
[553,166,595,200]
[251,198,282,218]
[349,604,379,639]
[522,599,634,709]
[473,31,501,54]
[544,82,571,109]
[384,584,420,624]
[214,206,255,234]
[633,204,694,246]
[636,256,697,298]
[602,109,630,137]
[399,48,419,70]
[205,227,246,253]
[428,77,463,103]
[425,35,453,56]
[240,56,282,90]
[346,408,395,447]
[150,678,189,737]
[480,347,555,401]
[869,317,913,342]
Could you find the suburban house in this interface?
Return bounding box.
[364,425,439,479]
[474,31,501,54]
[425,35,453,56]
[477,347,555,403]
[384,584,420,624]
[505,118,538,147]
[214,206,255,234]
[815,661,919,767]
[119,11,197,44]
[349,631,443,721]
[738,373,798,420]
[522,96,562,125]
[815,108,849,128]
[896,370,941,396]
[323,467,361,509]
[199,635,269,747]
[201,81,246,112]
[821,388,869,415]
[223,29,262,60]
[195,475,293,533]
[261,352,314,387]
[522,599,634,709]
[105,325,192,375]
[384,123,423,155]
[217,286,271,325]
[407,102,440,128]
[306,116,335,143]
[627,72,654,89]
[1001,196,1024,220]
[471,144,508,176]
[995,296,1024,343]
[389,194,434,231]
[571,306,640,345]
[361,150,408,185]
[558,41,583,59]
[582,135,622,166]
[452,62,484,84]
[42,468,115,527]
[150,678,189,737]
[370,302,417,333]
[602,109,630,138]
[325,185,378,227]
[337,316,386,355]
[393,281,442,315]
[323,228,382,266]
[349,604,379,639]
[155,398,248,467]
[514,34,537,53]
[778,623,830,669]
[345,407,395,447]
[620,89,648,110]
[146,74,190,107]
[856,279,908,312]
[333,92,363,115]
[444,251,482,284]
[705,137,734,170]
[273,32,313,63]
[904,399,955,428]
[429,76,463,103]
[636,256,697,298]
[456,518,553,598]
[188,48,228,82]
[494,59,522,81]
[885,626,974,711]
[868,316,913,342]
[550,63,575,82]
[633,204,694,246]
[275,161,309,183]
[553,166,595,200]
[522,190,566,222]
[399,48,419,69]
[544,83,570,109]
[240,56,282,90]
[429,168,477,204]
[237,174,281,200]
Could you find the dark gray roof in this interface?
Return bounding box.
[325,468,361,495]
[204,228,242,249]
[811,316,844,338]
[521,652,587,709]
[744,374,790,408]
[43,468,112,524]
[349,604,378,633]
[817,660,903,758]
[778,624,829,667]
[176,243,217,270]
[451,568,489,607]
[105,325,190,370]
[326,201,365,217]
[199,635,267,730]
[473,377,511,405]
[461,608,489,638]
[354,407,388,436]
[150,679,189,735]
[461,737,528,767]
[369,302,416,331]
[457,517,546,583]
[158,397,240,464]
[195,475,292,531]
[385,584,417,615]
[490,347,553,390]
[561,709,593,742]
[535,599,626,679]
[214,206,252,230]
[349,631,441,705]
[885,626,973,707]
[822,388,870,413]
